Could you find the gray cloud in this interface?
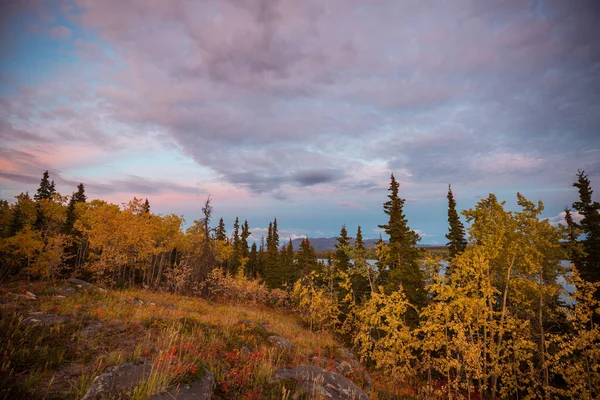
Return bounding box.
[2,0,600,200]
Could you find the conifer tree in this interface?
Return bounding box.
[232,217,241,272]
[73,183,87,203]
[142,198,150,214]
[215,218,227,241]
[335,224,351,272]
[264,219,281,287]
[34,170,56,201]
[572,170,600,287]
[297,237,318,277]
[248,242,258,278]
[351,225,373,299]
[63,193,78,235]
[446,184,467,260]
[355,225,365,252]
[241,219,250,259]
[378,174,426,308]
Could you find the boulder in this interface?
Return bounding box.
[150,368,215,400]
[81,362,151,400]
[21,312,70,327]
[80,322,104,336]
[7,292,37,301]
[67,278,107,294]
[274,365,370,400]
[268,335,293,351]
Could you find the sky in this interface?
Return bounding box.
[1,0,599,245]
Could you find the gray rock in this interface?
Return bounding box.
[274,365,370,400]
[133,298,144,306]
[150,368,215,400]
[81,362,151,400]
[268,335,292,351]
[8,292,37,301]
[81,322,104,336]
[68,278,107,294]
[21,312,70,327]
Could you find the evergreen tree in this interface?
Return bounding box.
[142,198,150,214]
[241,219,250,259]
[264,218,281,287]
[296,237,318,277]
[355,226,365,252]
[352,225,372,299]
[232,217,241,272]
[248,242,258,278]
[34,170,56,201]
[335,224,351,272]
[73,183,87,203]
[572,170,600,287]
[215,218,227,241]
[378,173,426,308]
[63,193,78,235]
[445,184,467,276]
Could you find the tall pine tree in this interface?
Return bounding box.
[378,174,426,308]
[34,170,56,201]
[215,218,227,241]
[335,224,351,272]
[572,170,600,287]
[445,184,467,265]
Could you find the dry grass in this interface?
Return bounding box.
[0,280,346,399]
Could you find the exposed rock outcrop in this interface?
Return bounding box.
[68,278,107,294]
[274,365,370,400]
[81,362,151,400]
[268,335,293,351]
[150,368,215,400]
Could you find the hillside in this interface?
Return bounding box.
[0,279,379,400]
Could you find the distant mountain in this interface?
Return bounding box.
[289,237,441,252]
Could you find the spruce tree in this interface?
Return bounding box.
[63,193,78,235]
[264,219,281,287]
[232,217,241,272]
[215,218,227,241]
[355,225,365,252]
[248,242,258,278]
[73,183,87,203]
[572,170,600,286]
[335,224,351,272]
[446,184,467,262]
[34,170,56,201]
[143,198,150,214]
[241,219,250,259]
[297,237,318,276]
[378,173,426,308]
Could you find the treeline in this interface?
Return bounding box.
[1,170,599,398]
[0,171,327,290]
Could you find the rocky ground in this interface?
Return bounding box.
[0,280,376,400]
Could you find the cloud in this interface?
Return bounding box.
[415,229,434,238]
[547,210,584,227]
[1,0,600,241]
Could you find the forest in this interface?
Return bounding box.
[0,170,599,399]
